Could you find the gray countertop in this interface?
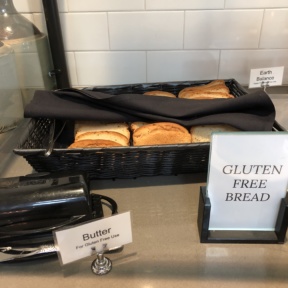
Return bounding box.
[0,94,288,287]
[1,169,288,288]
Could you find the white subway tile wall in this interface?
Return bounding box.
[184,10,263,49]
[74,51,146,85]
[260,9,288,49]
[147,51,220,82]
[60,13,110,51]
[66,0,145,11]
[109,12,184,50]
[13,0,68,12]
[145,0,225,10]
[219,50,288,84]
[225,0,288,9]
[13,0,288,87]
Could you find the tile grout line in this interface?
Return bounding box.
[145,51,148,83]
[217,50,221,79]
[257,9,265,49]
[107,12,111,50]
[182,10,186,50]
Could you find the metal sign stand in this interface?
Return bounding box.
[91,251,112,276]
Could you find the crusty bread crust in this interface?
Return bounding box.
[190,124,239,143]
[178,80,233,99]
[180,83,229,94]
[68,139,124,148]
[76,131,129,146]
[133,122,191,146]
[186,80,226,90]
[134,122,189,135]
[133,130,191,146]
[74,121,130,140]
[144,90,176,98]
[200,80,226,87]
[130,121,149,133]
[179,91,234,99]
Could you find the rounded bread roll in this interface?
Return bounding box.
[143,90,176,98]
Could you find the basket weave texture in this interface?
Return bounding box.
[15,79,247,179]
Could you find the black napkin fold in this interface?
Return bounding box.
[24,88,276,131]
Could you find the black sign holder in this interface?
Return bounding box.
[198,186,288,244]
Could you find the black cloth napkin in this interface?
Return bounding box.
[24,88,276,131]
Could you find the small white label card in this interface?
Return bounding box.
[53,211,132,265]
[249,66,284,88]
[207,132,288,231]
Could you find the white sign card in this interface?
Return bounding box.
[249,66,284,88]
[53,211,132,265]
[207,132,288,231]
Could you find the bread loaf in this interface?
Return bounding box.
[180,80,227,92]
[130,121,149,133]
[69,121,130,148]
[133,122,191,146]
[76,131,129,146]
[178,80,233,99]
[190,124,239,143]
[74,121,130,140]
[179,91,234,100]
[68,139,125,148]
[144,90,176,98]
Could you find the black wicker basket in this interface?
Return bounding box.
[84,78,246,97]
[14,79,248,179]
